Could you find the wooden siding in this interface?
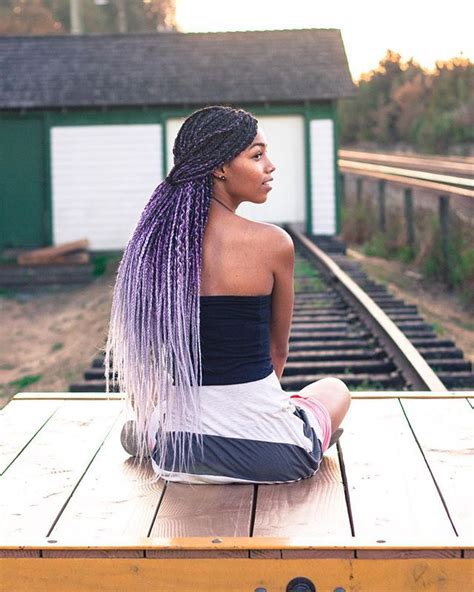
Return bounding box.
[50,124,163,250]
[310,118,336,234]
[0,117,47,248]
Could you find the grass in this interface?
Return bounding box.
[8,374,42,389]
[363,232,388,258]
[430,321,446,336]
[0,287,18,299]
[351,380,386,391]
[91,253,122,277]
[294,259,318,276]
[294,258,326,292]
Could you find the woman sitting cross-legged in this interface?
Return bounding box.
[105,105,351,484]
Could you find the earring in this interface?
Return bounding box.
[220,175,226,180]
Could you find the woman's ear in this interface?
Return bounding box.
[212,166,226,180]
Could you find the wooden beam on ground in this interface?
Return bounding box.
[17,239,89,265]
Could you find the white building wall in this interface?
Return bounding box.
[310,119,336,235]
[166,114,306,225]
[51,124,163,250]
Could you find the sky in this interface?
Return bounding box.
[175,0,473,82]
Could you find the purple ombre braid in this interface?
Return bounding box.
[104,106,258,477]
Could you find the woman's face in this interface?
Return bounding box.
[212,127,276,207]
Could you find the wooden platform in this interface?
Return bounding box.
[1,391,473,591]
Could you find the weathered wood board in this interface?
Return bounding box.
[1,391,472,590]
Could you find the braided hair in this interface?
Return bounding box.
[104,105,259,476]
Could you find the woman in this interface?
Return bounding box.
[105,105,351,485]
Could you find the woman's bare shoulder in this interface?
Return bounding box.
[245,220,294,252]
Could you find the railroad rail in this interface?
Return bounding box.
[70,227,474,393]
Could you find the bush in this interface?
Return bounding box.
[363,231,388,258]
[342,200,377,245]
[397,245,415,263]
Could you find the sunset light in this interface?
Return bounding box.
[176,0,473,81]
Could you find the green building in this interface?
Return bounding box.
[0,28,355,250]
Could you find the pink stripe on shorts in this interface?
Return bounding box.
[289,394,332,453]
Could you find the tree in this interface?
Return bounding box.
[0,0,179,35]
[338,51,473,154]
[0,0,64,35]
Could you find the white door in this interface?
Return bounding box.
[166,114,306,225]
[51,124,163,250]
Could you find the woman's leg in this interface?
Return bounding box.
[297,377,351,434]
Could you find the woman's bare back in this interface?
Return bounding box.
[200,211,275,297]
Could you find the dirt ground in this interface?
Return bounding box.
[1,252,473,411]
[0,263,119,410]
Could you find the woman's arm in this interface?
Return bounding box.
[269,228,295,380]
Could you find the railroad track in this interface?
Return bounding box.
[70,226,474,394]
[283,226,473,392]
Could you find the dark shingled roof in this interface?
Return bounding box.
[0,28,356,109]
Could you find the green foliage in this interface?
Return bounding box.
[342,202,376,244]
[0,0,178,35]
[294,258,325,292]
[418,213,473,309]
[397,245,415,263]
[422,216,462,285]
[8,374,42,389]
[362,231,388,258]
[91,254,109,277]
[91,253,121,277]
[294,259,317,277]
[351,379,386,391]
[339,51,473,154]
[430,321,446,336]
[0,287,16,299]
[51,342,64,352]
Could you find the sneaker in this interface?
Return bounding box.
[328,427,344,449]
[120,420,139,456]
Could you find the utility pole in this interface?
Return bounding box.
[115,0,128,33]
[70,0,83,34]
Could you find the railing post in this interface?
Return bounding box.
[356,177,363,207]
[378,179,386,232]
[340,173,345,207]
[404,187,414,250]
[439,194,450,284]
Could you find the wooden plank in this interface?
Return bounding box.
[147,482,254,558]
[44,416,164,559]
[327,392,473,399]
[17,239,89,264]
[11,391,474,401]
[0,399,63,475]
[338,164,474,198]
[21,252,91,265]
[1,534,471,552]
[1,557,472,592]
[13,392,123,401]
[340,399,460,558]
[0,400,122,555]
[401,398,473,539]
[252,445,353,559]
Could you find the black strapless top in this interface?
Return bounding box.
[198,294,274,385]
